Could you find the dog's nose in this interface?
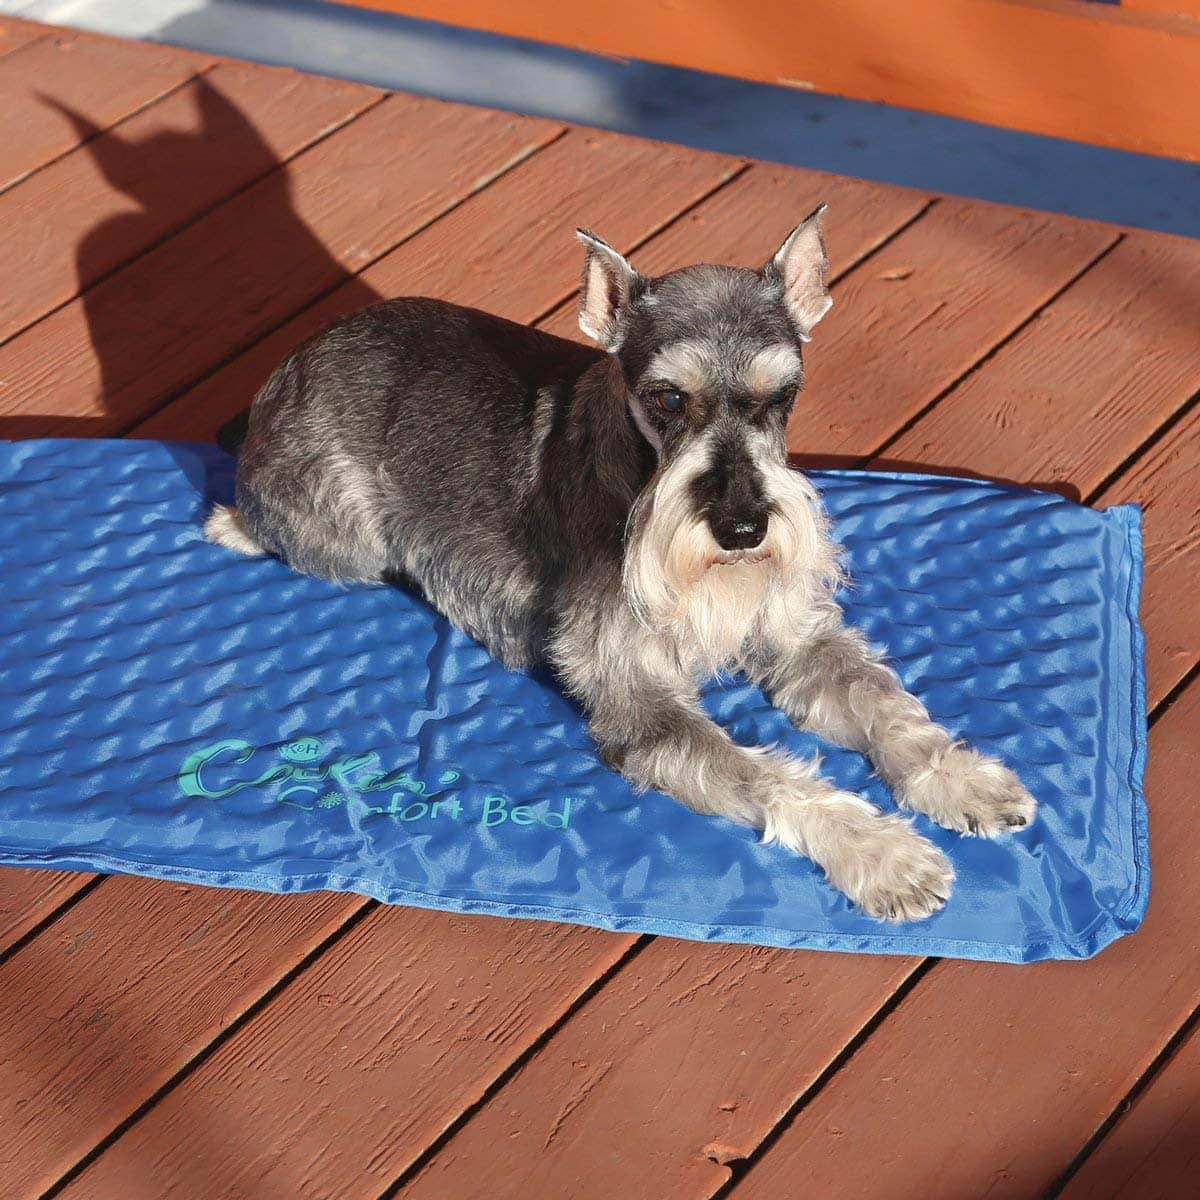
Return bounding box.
[712,513,768,552]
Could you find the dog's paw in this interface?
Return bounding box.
[821,807,955,922]
[897,745,1037,838]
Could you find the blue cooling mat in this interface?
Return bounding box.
[0,440,1148,963]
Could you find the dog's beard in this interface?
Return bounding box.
[623,430,842,672]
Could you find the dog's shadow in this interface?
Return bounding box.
[789,451,1084,503]
[0,77,382,441]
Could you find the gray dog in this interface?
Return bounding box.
[207,208,1036,920]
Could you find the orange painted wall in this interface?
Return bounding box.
[333,0,1200,162]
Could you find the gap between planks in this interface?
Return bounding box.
[0,70,390,348]
[0,32,215,197]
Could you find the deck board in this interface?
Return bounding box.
[1060,1017,1200,1199]
[1094,404,1200,703]
[0,61,379,343]
[880,234,1200,499]
[0,879,356,1198]
[133,128,745,442]
[735,677,1200,1200]
[0,15,1197,1200]
[0,870,95,957]
[0,96,561,439]
[50,911,633,1200]
[0,15,49,60]
[0,31,211,193]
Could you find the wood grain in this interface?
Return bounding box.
[133,128,742,441]
[336,0,1200,160]
[52,909,632,1200]
[1060,1018,1200,1199]
[880,234,1200,492]
[0,877,358,1198]
[788,200,1117,459]
[735,677,1200,1200]
[0,61,379,342]
[879,232,1200,704]
[535,162,931,342]
[1095,401,1200,705]
[0,15,47,60]
[400,939,917,1200]
[0,868,93,957]
[0,96,561,439]
[0,31,210,193]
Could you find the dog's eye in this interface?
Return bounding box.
[654,388,686,415]
[770,385,796,407]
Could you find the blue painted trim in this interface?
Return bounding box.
[138,0,1200,240]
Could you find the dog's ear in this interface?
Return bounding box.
[765,204,833,342]
[576,229,641,350]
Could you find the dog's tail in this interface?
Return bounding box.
[204,504,265,556]
[215,408,251,457]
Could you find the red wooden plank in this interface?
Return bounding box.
[878,232,1200,703]
[0,869,93,956]
[0,31,211,192]
[133,128,745,442]
[0,61,379,342]
[0,15,47,60]
[788,200,1117,458]
[737,676,1200,1200]
[0,878,357,1199]
[50,909,631,1200]
[605,164,930,279]
[532,165,930,345]
[1061,1019,1200,1199]
[879,234,1200,492]
[400,940,916,1200]
[1095,403,1200,705]
[0,95,562,439]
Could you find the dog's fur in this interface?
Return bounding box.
[208,208,1036,920]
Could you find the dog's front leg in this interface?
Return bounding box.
[553,597,953,921]
[751,604,1037,838]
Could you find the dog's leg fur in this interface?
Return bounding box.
[751,600,1037,838]
[553,577,954,921]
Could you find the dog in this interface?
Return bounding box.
[206,207,1036,920]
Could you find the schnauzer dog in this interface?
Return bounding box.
[207,207,1036,920]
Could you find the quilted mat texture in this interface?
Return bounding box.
[0,440,1148,962]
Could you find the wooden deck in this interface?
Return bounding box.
[1,16,1198,1199]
